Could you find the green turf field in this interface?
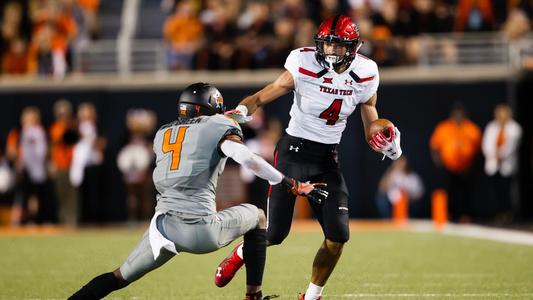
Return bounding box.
[1,228,533,299]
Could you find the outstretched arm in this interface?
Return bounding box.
[228,71,294,121]
[241,71,294,114]
[220,136,283,185]
[219,136,328,204]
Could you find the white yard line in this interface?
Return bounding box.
[409,220,533,246]
[330,293,533,298]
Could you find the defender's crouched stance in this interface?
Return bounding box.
[69,83,327,300]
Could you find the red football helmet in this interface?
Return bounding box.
[314,15,361,70]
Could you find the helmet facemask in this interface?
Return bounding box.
[315,38,360,70]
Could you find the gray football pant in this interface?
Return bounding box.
[119,203,259,282]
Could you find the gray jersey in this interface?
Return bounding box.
[152,114,242,215]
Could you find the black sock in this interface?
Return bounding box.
[243,228,267,286]
[68,272,122,300]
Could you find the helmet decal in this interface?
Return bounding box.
[179,104,188,116]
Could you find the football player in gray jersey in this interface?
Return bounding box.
[69,83,328,300]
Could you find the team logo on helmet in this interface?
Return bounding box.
[179,104,188,115]
[213,91,224,110]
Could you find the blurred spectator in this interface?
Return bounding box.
[501,9,531,40]
[293,18,316,48]
[196,0,239,69]
[11,107,55,225]
[241,107,266,140]
[482,104,522,224]
[267,17,294,67]
[163,0,203,70]
[410,0,445,34]
[235,0,274,69]
[49,99,79,226]
[430,104,481,222]
[272,0,309,21]
[76,0,100,40]
[117,109,156,221]
[370,24,400,66]
[315,0,343,23]
[29,22,65,78]
[28,0,79,78]
[454,0,495,32]
[1,1,31,46]
[70,102,105,222]
[375,156,424,218]
[2,0,532,74]
[2,39,30,74]
[433,0,455,33]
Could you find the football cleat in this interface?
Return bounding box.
[215,241,244,287]
[244,292,279,300]
[245,291,262,300]
[298,293,321,300]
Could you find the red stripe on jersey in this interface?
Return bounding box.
[298,67,318,78]
[300,48,315,52]
[356,76,375,83]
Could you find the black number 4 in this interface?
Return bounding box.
[319,99,343,125]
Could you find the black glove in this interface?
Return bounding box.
[281,176,328,204]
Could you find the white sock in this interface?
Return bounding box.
[236,243,244,259]
[305,282,323,299]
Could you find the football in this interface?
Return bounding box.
[368,118,394,150]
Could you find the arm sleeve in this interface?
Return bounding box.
[220,139,283,185]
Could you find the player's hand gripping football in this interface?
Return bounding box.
[370,126,402,160]
[224,105,253,123]
[282,177,328,204]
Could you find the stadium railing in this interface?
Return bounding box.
[71,33,533,75]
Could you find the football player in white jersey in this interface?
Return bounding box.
[215,15,402,300]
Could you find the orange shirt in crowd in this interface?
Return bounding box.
[430,119,482,173]
[55,12,78,43]
[163,16,203,50]
[77,0,100,12]
[2,52,30,74]
[49,121,74,171]
[454,0,494,31]
[6,128,20,161]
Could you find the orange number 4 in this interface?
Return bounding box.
[162,126,189,170]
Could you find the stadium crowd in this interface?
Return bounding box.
[162,0,532,70]
[1,0,532,75]
[0,98,522,227]
[0,0,99,78]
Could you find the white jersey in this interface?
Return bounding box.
[284,47,379,144]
